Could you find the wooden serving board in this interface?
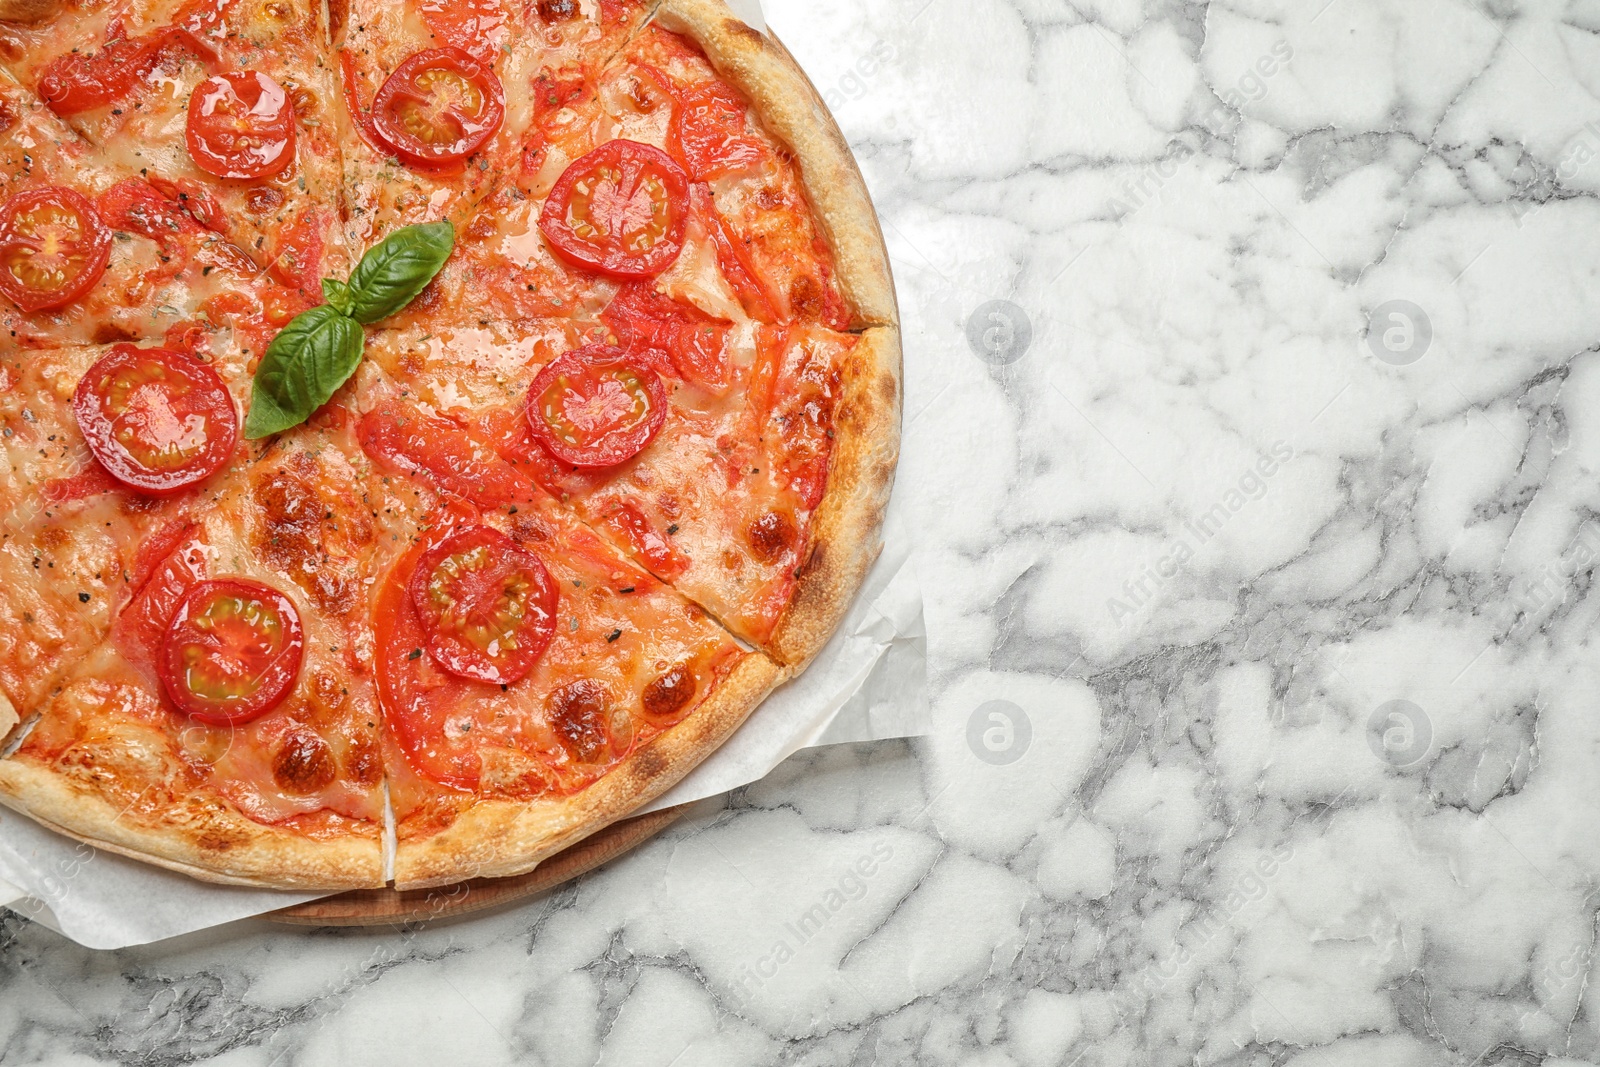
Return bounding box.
[267,805,685,927]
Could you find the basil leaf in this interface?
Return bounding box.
[244,305,365,439]
[345,220,455,324]
[322,277,354,315]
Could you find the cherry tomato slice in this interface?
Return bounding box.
[408,525,557,685]
[538,140,690,279]
[37,6,225,118]
[0,187,112,313]
[38,34,169,117]
[420,0,506,63]
[526,345,668,469]
[602,281,732,393]
[160,579,304,725]
[72,344,239,496]
[185,71,298,181]
[670,81,765,181]
[370,48,504,166]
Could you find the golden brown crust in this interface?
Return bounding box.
[394,652,785,889]
[768,326,901,666]
[652,0,899,330]
[0,757,384,890]
[0,0,59,23]
[0,691,16,751]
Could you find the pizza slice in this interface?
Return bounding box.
[332,0,654,249]
[0,334,256,724]
[351,362,782,888]
[364,313,895,665]
[386,17,890,334]
[0,410,387,888]
[0,68,327,355]
[0,0,349,287]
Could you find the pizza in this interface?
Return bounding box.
[0,0,899,890]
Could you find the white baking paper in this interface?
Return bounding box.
[723,0,767,31]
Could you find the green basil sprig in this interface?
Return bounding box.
[244,221,455,439]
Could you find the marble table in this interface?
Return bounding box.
[6,0,1600,1063]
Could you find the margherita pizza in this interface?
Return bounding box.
[0,0,898,891]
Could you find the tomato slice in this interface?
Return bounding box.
[39,33,171,116]
[538,140,690,279]
[669,80,766,181]
[94,179,204,244]
[185,71,297,181]
[525,345,667,469]
[114,522,206,664]
[359,404,541,509]
[37,7,225,118]
[370,48,504,167]
[72,344,239,496]
[160,579,304,725]
[420,0,506,63]
[408,524,558,685]
[602,282,732,393]
[0,187,112,313]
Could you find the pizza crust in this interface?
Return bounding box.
[652,0,899,331]
[0,757,384,890]
[0,691,16,750]
[394,651,785,889]
[769,326,901,666]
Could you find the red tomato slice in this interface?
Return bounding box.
[597,497,688,581]
[37,1,228,118]
[525,345,668,469]
[538,140,690,279]
[602,282,732,393]
[185,71,297,181]
[94,179,204,244]
[669,80,765,181]
[408,524,557,685]
[72,344,239,496]
[0,187,112,313]
[691,183,777,322]
[38,33,170,116]
[370,48,504,167]
[160,579,304,725]
[420,0,505,63]
[114,522,206,664]
[373,534,512,789]
[359,404,541,509]
[267,208,328,293]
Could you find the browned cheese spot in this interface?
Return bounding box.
[747,510,795,564]
[536,0,578,20]
[272,723,337,795]
[641,665,695,723]
[549,679,610,763]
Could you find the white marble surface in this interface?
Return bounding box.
[6,0,1600,1062]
